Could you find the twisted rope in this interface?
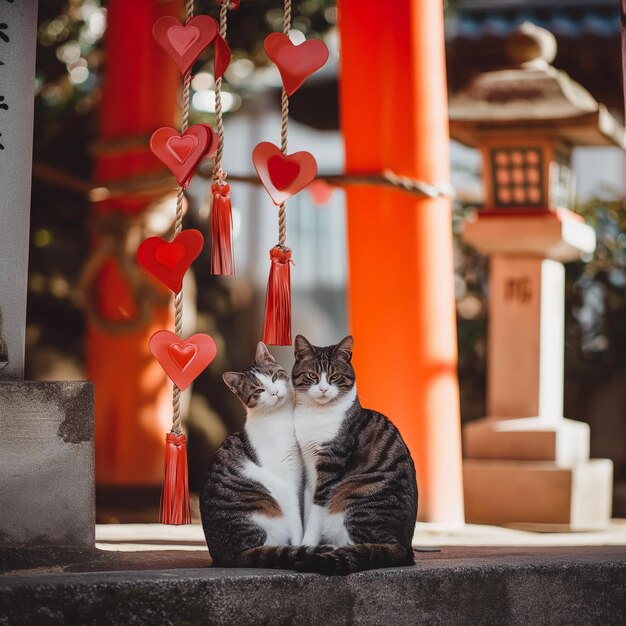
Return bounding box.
[33,160,456,200]
[277,0,292,247]
[212,0,229,184]
[172,0,195,435]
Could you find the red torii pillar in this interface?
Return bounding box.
[89,0,182,487]
[338,0,464,522]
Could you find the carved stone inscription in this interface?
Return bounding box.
[0,0,38,379]
[505,276,533,304]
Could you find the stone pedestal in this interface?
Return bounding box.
[461,211,613,530]
[464,417,589,465]
[0,382,95,547]
[464,459,613,531]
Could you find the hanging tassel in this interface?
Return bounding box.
[210,182,235,275]
[160,432,191,525]
[262,246,293,346]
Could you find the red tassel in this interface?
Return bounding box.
[210,182,235,275]
[160,432,191,525]
[262,246,292,346]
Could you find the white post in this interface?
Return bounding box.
[0,0,95,549]
[0,0,38,380]
[487,256,564,420]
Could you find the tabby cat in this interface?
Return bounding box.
[200,342,329,568]
[292,334,418,575]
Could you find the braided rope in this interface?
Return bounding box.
[172,0,195,435]
[212,1,229,184]
[277,0,292,247]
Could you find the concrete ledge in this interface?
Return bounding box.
[0,381,95,547]
[1,548,625,625]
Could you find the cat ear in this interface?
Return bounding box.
[223,371,243,393]
[255,341,275,365]
[294,334,314,360]
[333,335,354,362]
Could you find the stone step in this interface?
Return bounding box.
[463,416,590,464]
[464,458,613,530]
[1,547,625,625]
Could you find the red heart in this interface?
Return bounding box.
[167,135,198,163]
[137,230,204,294]
[264,33,329,96]
[168,343,198,371]
[308,180,335,207]
[253,142,318,206]
[168,25,200,56]
[154,242,186,269]
[153,16,218,75]
[201,124,220,159]
[214,33,232,80]
[150,331,217,391]
[150,125,214,187]
[268,155,301,190]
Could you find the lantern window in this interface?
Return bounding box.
[490,147,545,208]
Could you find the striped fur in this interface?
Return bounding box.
[201,342,316,569]
[293,335,418,575]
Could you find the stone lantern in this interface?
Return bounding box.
[449,23,624,529]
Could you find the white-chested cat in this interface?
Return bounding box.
[200,341,330,569]
[292,334,418,575]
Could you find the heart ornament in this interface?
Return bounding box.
[151,125,215,187]
[137,229,204,294]
[214,33,232,80]
[252,142,318,206]
[150,330,217,391]
[153,16,219,75]
[264,33,329,96]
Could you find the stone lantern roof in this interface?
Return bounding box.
[449,23,626,149]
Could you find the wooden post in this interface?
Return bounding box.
[338,0,464,522]
[0,0,38,380]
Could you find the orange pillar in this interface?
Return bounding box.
[338,0,464,522]
[89,0,182,486]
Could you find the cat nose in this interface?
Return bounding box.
[319,385,329,394]
[269,388,279,396]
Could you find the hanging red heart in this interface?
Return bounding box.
[150,331,217,391]
[214,33,232,80]
[200,124,220,158]
[308,180,335,207]
[153,15,219,75]
[253,142,318,206]
[268,155,300,190]
[137,229,204,294]
[264,33,330,96]
[151,125,215,187]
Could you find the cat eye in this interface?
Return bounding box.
[271,372,278,382]
[328,374,341,384]
[305,372,319,383]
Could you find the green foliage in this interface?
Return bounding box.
[565,198,626,381]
